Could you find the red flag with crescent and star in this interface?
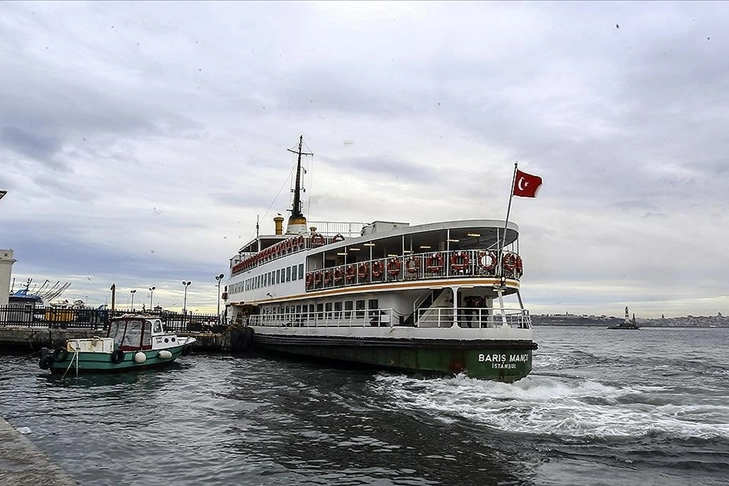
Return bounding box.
[512,169,543,198]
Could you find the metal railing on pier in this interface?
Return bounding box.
[0,304,223,333]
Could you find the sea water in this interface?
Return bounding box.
[1,326,727,485]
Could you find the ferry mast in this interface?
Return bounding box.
[286,135,312,234]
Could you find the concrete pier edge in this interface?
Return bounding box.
[0,415,78,485]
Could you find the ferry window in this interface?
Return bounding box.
[298,263,304,279]
[368,299,379,318]
[317,303,324,319]
[276,269,281,284]
[356,300,365,318]
[344,300,353,319]
[334,301,342,319]
[291,265,297,281]
[286,266,291,282]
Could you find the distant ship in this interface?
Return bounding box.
[222,136,537,382]
[608,306,640,329]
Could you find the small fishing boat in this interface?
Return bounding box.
[39,315,196,375]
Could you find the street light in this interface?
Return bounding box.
[182,281,191,315]
[149,287,155,310]
[215,273,225,321]
[130,289,137,311]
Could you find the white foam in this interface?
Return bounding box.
[371,373,729,440]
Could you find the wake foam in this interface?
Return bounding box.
[370,373,729,441]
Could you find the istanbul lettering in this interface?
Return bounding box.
[478,353,530,369]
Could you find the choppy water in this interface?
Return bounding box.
[1,326,728,485]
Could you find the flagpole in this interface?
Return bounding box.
[499,162,519,276]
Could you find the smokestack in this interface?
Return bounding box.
[274,215,284,235]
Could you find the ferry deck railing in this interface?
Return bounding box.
[248,307,531,329]
[304,248,522,292]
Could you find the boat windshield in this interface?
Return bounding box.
[108,319,152,349]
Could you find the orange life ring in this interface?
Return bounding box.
[387,258,401,276]
[503,253,517,273]
[345,264,356,282]
[333,267,344,282]
[515,255,524,277]
[405,256,420,274]
[358,263,369,279]
[371,260,385,278]
[311,233,325,246]
[478,251,497,272]
[426,253,443,273]
[450,251,469,272]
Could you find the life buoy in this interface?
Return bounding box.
[426,253,443,273]
[311,233,325,246]
[332,233,345,243]
[53,347,68,362]
[111,349,125,364]
[515,255,524,277]
[503,252,517,273]
[333,267,344,283]
[478,251,497,272]
[405,256,420,274]
[305,273,314,289]
[387,258,401,276]
[345,264,356,282]
[450,251,470,272]
[39,355,54,370]
[371,260,385,278]
[323,269,333,284]
[314,271,323,286]
[358,263,369,279]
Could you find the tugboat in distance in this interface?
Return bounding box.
[609,306,640,329]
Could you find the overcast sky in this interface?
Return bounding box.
[1,1,727,318]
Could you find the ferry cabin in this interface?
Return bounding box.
[224,218,530,332]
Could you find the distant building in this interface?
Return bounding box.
[0,249,16,307]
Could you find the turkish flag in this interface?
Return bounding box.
[512,169,542,198]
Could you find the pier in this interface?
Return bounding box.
[0,416,77,485]
[0,306,236,352]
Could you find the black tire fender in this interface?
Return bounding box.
[110,349,125,364]
[53,347,68,362]
[40,355,54,370]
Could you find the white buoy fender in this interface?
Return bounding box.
[134,351,147,364]
[158,350,173,359]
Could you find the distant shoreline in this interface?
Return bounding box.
[532,315,727,328]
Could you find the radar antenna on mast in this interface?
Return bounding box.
[285,135,313,234]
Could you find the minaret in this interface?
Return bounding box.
[0,249,16,306]
[285,136,313,234]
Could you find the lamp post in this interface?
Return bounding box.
[215,273,225,323]
[149,287,155,310]
[182,281,191,315]
[130,289,137,311]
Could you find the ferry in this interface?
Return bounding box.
[223,137,537,382]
